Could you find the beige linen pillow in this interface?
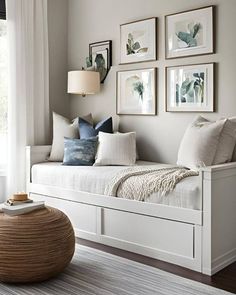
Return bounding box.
[213,118,236,164]
[49,112,93,161]
[195,116,236,164]
[177,116,226,170]
[94,132,136,166]
[228,117,236,162]
[115,132,139,160]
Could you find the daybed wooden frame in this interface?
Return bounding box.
[26,145,236,275]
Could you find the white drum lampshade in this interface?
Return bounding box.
[67,70,100,97]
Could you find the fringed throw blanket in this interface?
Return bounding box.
[104,166,199,201]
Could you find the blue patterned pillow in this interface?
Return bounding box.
[79,117,113,139]
[63,137,98,166]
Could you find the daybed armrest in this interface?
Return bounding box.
[200,162,236,173]
[26,145,51,186]
[200,162,236,181]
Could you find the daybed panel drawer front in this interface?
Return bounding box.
[31,194,97,234]
[65,202,97,234]
[101,208,194,258]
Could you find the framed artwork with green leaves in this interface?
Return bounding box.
[120,17,157,64]
[117,68,156,115]
[166,63,214,112]
[165,6,214,59]
[88,40,112,83]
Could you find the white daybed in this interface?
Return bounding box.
[26,145,236,276]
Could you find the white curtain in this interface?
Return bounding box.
[6,0,49,196]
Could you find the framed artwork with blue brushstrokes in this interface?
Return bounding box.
[166,63,214,112]
[120,17,157,64]
[89,40,112,83]
[165,6,214,59]
[117,68,157,115]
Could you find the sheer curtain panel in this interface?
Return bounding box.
[6,0,49,197]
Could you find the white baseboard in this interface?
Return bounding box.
[211,248,236,275]
[203,248,236,275]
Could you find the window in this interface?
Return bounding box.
[0,18,7,169]
[0,0,6,20]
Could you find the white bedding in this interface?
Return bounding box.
[31,161,201,210]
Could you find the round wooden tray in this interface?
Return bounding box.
[0,206,75,283]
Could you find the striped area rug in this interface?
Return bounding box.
[0,245,233,295]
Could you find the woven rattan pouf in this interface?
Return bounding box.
[0,206,75,283]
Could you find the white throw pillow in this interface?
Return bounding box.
[49,112,93,161]
[94,132,136,166]
[177,116,226,170]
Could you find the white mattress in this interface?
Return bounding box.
[31,161,201,210]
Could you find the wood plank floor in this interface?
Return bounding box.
[77,238,236,294]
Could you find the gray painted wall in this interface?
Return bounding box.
[48,0,69,135]
[68,0,236,163]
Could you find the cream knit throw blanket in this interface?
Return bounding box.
[104,166,199,201]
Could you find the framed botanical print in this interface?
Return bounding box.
[117,68,156,115]
[89,40,112,83]
[166,63,214,112]
[165,6,214,59]
[120,17,157,64]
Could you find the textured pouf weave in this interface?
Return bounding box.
[0,206,75,283]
